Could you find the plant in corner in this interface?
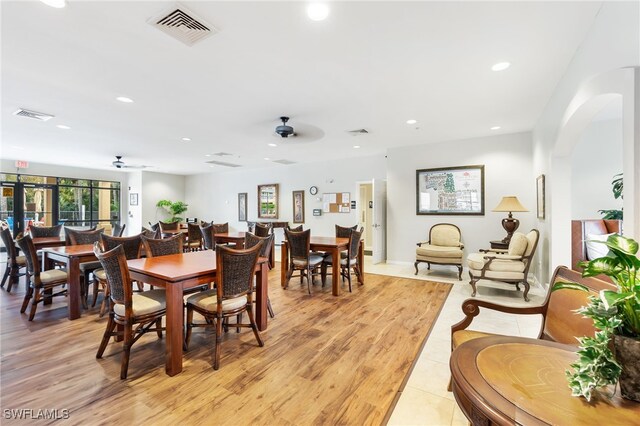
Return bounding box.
[553,234,640,402]
[598,173,623,220]
[156,199,188,223]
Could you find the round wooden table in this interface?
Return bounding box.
[450,335,640,425]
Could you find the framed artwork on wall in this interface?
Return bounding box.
[238,192,247,222]
[129,193,138,206]
[536,174,545,219]
[293,190,305,223]
[416,165,485,215]
[258,184,278,219]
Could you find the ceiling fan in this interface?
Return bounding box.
[111,156,147,169]
[275,116,296,138]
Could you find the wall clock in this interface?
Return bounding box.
[309,186,318,195]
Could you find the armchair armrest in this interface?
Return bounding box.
[416,241,429,247]
[451,298,545,335]
[486,253,522,261]
[479,248,508,254]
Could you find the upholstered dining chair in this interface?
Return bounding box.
[94,243,166,379]
[185,222,203,252]
[322,228,363,292]
[184,242,264,370]
[283,228,323,294]
[29,224,62,238]
[466,229,539,301]
[15,233,68,321]
[200,223,216,250]
[244,232,276,317]
[67,227,105,308]
[0,224,27,292]
[415,223,464,280]
[93,233,143,316]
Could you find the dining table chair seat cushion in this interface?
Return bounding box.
[16,255,26,265]
[416,244,464,259]
[323,256,357,267]
[113,290,166,317]
[292,254,324,267]
[467,253,525,273]
[79,260,102,272]
[94,269,106,280]
[451,329,493,348]
[186,290,247,312]
[35,269,68,284]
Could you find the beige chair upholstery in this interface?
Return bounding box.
[466,229,539,301]
[415,223,464,280]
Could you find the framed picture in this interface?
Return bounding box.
[292,190,305,223]
[129,193,138,206]
[258,184,278,219]
[416,165,485,215]
[536,174,545,219]
[238,192,247,222]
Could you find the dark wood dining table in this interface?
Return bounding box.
[41,244,96,320]
[127,250,270,377]
[280,236,364,296]
[31,236,66,250]
[215,231,276,268]
[450,335,640,425]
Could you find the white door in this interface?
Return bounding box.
[372,179,387,264]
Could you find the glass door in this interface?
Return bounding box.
[1,183,17,236]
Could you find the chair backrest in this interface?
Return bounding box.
[200,223,216,250]
[254,223,272,237]
[215,243,262,301]
[244,232,275,258]
[541,266,615,345]
[285,228,310,261]
[93,243,132,310]
[159,220,179,233]
[347,228,363,260]
[288,224,303,232]
[68,228,104,245]
[0,224,18,262]
[149,222,160,232]
[112,223,126,237]
[15,233,40,278]
[29,224,62,238]
[100,233,142,260]
[429,223,461,247]
[212,222,229,234]
[63,225,97,245]
[141,233,183,257]
[186,222,202,243]
[335,224,357,238]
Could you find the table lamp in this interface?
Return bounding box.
[492,196,528,244]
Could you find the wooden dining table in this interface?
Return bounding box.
[215,231,276,268]
[31,236,66,250]
[41,244,96,320]
[127,250,270,377]
[280,236,364,296]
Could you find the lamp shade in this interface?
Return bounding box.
[492,196,528,213]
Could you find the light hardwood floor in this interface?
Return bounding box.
[0,260,451,425]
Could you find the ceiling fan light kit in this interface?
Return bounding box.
[275,116,295,138]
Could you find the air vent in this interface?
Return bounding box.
[347,128,369,135]
[13,108,54,121]
[206,160,241,168]
[149,4,217,46]
[272,159,296,165]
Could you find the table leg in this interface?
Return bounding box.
[357,240,365,285]
[67,257,81,320]
[255,262,268,331]
[164,283,184,376]
[280,241,288,288]
[331,248,340,296]
[269,243,275,269]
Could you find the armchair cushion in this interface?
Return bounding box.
[586,232,615,260]
[431,225,461,247]
[507,232,528,256]
[416,244,463,259]
[467,253,525,273]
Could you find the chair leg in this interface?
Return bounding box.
[97,315,116,358]
[468,272,478,297]
[267,297,275,318]
[91,276,100,308]
[457,265,463,281]
[347,266,352,292]
[184,306,194,350]
[414,261,419,275]
[236,313,242,333]
[246,305,264,348]
[156,318,163,338]
[1,265,10,288]
[306,267,312,295]
[21,285,33,313]
[28,287,41,321]
[213,315,223,370]
[121,323,133,379]
[523,281,530,302]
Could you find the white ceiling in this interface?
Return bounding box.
[1,1,602,175]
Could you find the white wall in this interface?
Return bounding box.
[141,171,186,227]
[571,118,623,219]
[185,155,386,238]
[532,1,639,283]
[387,132,535,267]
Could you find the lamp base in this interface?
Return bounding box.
[501,217,520,244]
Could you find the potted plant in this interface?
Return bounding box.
[553,234,639,402]
[156,199,188,223]
[598,173,623,220]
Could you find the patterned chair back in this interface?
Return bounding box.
[200,223,216,250]
[67,228,104,245]
[216,243,262,299]
[93,243,131,308]
[15,233,41,279]
[244,232,274,258]
[100,233,143,260]
[112,223,126,237]
[335,224,357,238]
[29,224,62,238]
[212,223,229,234]
[141,233,183,257]
[284,228,311,263]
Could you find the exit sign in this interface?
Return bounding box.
[15,160,29,169]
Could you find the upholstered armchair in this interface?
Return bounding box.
[466,229,539,301]
[415,223,464,280]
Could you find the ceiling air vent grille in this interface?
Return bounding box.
[273,159,296,165]
[206,160,241,168]
[13,108,54,121]
[347,128,369,135]
[149,4,217,46]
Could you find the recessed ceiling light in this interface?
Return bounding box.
[406,119,417,125]
[491,62,511,71]
[268,143,277,147]
[182,137,191,141]
[353,145,361,149]
[116,96,134,103]
[204,154,212,157]
[490,126,501,130]
[40,0,66,8]
[56,124,71,130]
[307,3,330,21]
[264,157,270,161]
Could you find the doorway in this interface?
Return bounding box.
[358,182,373,253]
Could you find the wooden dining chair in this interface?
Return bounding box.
[184,243,264,370]
[94,243,166,379]
[284,228,323,294]
[28,224,62,238]
[254,223,272,237]
[186,222,203,252]
[141,233,184,257]
[322,228,363,292]
[112,223,126,237]
[244,232,276,317]
[0,224,27,293]
[200,223,216,250]
[15,233,69,321]
[212,222,229,234]
[67,227,105,309]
